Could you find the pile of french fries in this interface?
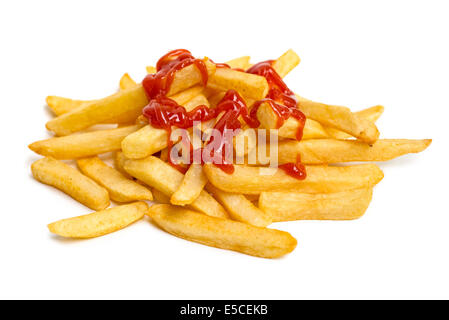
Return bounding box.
[29,49,431,258]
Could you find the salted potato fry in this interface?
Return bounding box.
[122,125,168,159]
[171,164,208,205]
[119,73,137,90]
[121,87,207,160]
[146,66,156,74]
[272,49,301,78]
[183,93,210,111]
[170,85,205,105]
[325,105,384,139]
[31,157,109,210]
[233,127,258,157]
[206,184,272,227]
[276,139,432,165]
[259,188,373,221]
[48,202,148,239]
[114,151,133,179]
[124,156,229,219]
[29,125,142,159]
[46,96,86,116]
[77,157,153,202]
[204,163,383,194]
[46,86,148,136]
[256,102,328,139]
[207,68,269,100]
[46,96,132,124]
[225,56,251,70]
[295,95,380,144]
[46,60,215,136]
[147,204,297,258]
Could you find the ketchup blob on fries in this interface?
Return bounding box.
[141,49,306,179]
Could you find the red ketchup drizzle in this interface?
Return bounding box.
[141,49,209,172]
[246,60,307,180]
[141,50,307,179]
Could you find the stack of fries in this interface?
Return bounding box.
[29,49,431,258]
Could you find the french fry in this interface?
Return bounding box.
[121,125,168,159]
[169,85,205,105]
[206,184,272,227]
[121,86,207,160]
[325,105,384,139]
[295,95,380,144]
[204,163,384,194]
[256,102,329,139]
[29,125,142,159]
[146,66,156,74]
[46,96,86,116]
[46,96,134,124]
[124,156,229,219]
[48,202,148,239]
[207,68,269,101]
[46,60,216,136]
[183,93,210,111]
[259,188,373,221]
[77,157,153,202]
[114,151,133,179]
[171,164,208,205]
[235,128,258,157]
[225,56,251,70]
[147,204,297,258]
[119,73,137,90]
[275,139,432,165]
[31,157,110,210]
[272,49,301,78]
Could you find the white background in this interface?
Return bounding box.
[1,0,448,299]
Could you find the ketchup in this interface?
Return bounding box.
[142,49,208,99]
[141,49,307,180]
[246,60,307,180]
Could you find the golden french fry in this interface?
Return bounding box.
[171,164,208,205]
[325,105,384,139]
[204,163,383,194]
[259,188,373,221]
[146,66,156,74]
[119,73,137,90]
[46,86,148,136]
[121,87,207,160]
[46,60,215,136]
[256,102,329,139]
[29,125,142,159]
[114,151,133,179]
[183,93,210,111]
[46,96,134,125]
[121,125,168,159]
[276,139,432,164]
[46,96,86,116]
[31,157,110,210]
[206,184,272,227]
[77,157,153,202]
[295,95,380,144]
[48,202,148,239]
[225,56,251,70]
[207,68,269,101]
[170,85,205,105]
[124,156,229,219]
[272,49,301,78]
[147,204,297,258]
[233,127,258,158]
